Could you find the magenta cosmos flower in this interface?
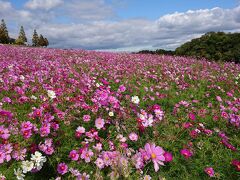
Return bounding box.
[188,112,196,121]
[95,118,105,130]
[204,167,215,177]
[232,159,240,171]
[180,149,193,159]
[144,143,165,172]
[57,163,68,175]
[163,152,173,162]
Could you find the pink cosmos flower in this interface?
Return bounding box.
[40,123,51,137]
[21,121,33,131]
[204,167,215,177]
[163,152,173,162]
[3,144,12,162]
[76,126,85,134]
[221,111,228,119]
[33,108,43,118]
[0,152,5,164]
[93,143,102,152]
[81,149,94,163]
[144,143,165,172]
[21,129,32,139]
[45,146,54,155]
[132,152,144,169]
[95,118,105,130]
[69,150,79,161]
[182,122,193,129]
[118,85,126,92]
[2,97,11,103]
[75,126,85,138]
[95,158,105,169]
[128,132,138,141]
[0,126,10,139]
[77,172,90,180]
[232,159,240,171]
[57,163,68,175]
[188,112,196,121]
[216,96,222,102]
[12,148,27,161]
[83,115,91,122]
[180,149,193,159]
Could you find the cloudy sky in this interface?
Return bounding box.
[1,0,240,51]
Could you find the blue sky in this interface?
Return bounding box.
[8,0,240,19]
[116,0,239,19]
[1,0,240,51]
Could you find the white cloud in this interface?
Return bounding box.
[1,1,240,51]
[25,0,63,10]
[62,0,115,21]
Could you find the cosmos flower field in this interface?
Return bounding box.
[0,45,239,180]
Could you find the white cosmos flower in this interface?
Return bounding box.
[108,111,114,117]
[30,95,37,100]
[31,151,47,170]
[96,83,100,87]
[131,96,140,104]
[14,168,25,180]
[20,75,25,81]
[47,90,56,99]
[21,160,34,173]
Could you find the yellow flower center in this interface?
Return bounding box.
[151,153,156,159]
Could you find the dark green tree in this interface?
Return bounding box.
[32,29,39,46]
[44,37,49,47]
[18,26,27,42]
[38,34,45,46]
[0,19,10,44]
[175,32,240,63]
[38,34,49,47]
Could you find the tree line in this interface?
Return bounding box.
[0,19,49,47]
[138,32,240,63]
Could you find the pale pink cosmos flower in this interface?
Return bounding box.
[81,149,94,163]
[128,132,138,141]
[144,143,165,172]
[95,158,105,169]
[93,143,102,152]
[0,152,6,164]
[76,126,85,134]
[95,118,105,130]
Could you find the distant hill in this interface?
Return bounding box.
[138,32,240,63]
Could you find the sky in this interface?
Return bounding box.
[1,0,240,51]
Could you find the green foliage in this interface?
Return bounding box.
[175,32,240,63]
[139,32,240,63]
[15,38,25,45]
[138,49,174,55]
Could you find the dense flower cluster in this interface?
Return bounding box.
[0,45,239,179]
